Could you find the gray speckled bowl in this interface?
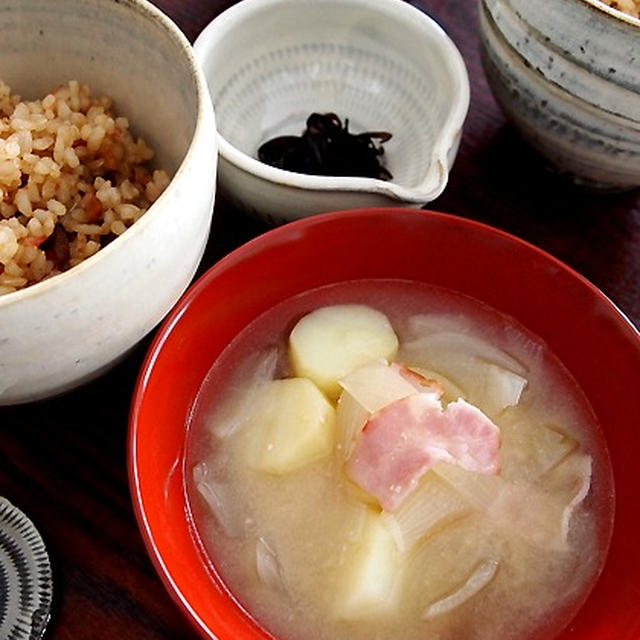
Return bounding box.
[0,0,217,405]
[479,0,640,189]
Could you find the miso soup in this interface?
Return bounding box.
[186,279,615,640]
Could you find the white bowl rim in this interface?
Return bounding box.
[194,0,470,204]
[579,0,640,27]
[0,0,216,309]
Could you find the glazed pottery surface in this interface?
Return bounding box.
[0,0,217,404]
[479,0,640,189]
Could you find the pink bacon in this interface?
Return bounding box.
[346,392,501,511]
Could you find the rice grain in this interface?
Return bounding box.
[0,80,170,295]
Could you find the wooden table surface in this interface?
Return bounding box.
[1,1,638,638]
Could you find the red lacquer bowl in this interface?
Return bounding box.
[129,208,640,640]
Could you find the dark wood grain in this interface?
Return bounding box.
[1,1,638,638]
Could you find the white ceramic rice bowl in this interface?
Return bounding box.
[0,0,217,405]
[194,0,469,224]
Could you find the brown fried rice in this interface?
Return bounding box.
[0,80,170,296]
[604,0,640,18]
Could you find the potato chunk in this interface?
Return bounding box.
[246,377,335,474]
[334,510,401,619]
[289,304,399,399]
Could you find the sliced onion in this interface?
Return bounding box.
[434,458,590,551]
[543,452,592,497]
[406,313,473,338]
[193,463,246,538]
[501,423,577,481]
[407,366,465,404]
[401,330,526,376]
[433,463,502,511]
[336,390,369,459]
[535,427,578,476]
[481,364,528,416]
[542,453,592,542]
[400,348,470,395]
[485,364,527,413]
[399,331,527,410]
[255,536,286,592]
[192,460,209,485]
[209,347,280,439]
[424,558,500,619]
[382,475,470,552]
[338,360,419,414]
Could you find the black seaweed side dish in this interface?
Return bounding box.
[258,113,392,180]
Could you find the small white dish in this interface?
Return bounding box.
[194,0,469,224]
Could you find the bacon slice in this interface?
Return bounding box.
[346,393,501,511]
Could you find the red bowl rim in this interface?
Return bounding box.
[128,207,640,640]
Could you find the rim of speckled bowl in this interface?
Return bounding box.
[194,0,470,205]
[580,0,640,27]
[0,0,215,308]
[479,0,640,130]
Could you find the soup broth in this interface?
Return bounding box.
[186,279,615,640]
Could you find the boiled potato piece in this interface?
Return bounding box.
[335,510,401,619]
[246,377,335,474]
[289,305,399,399]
